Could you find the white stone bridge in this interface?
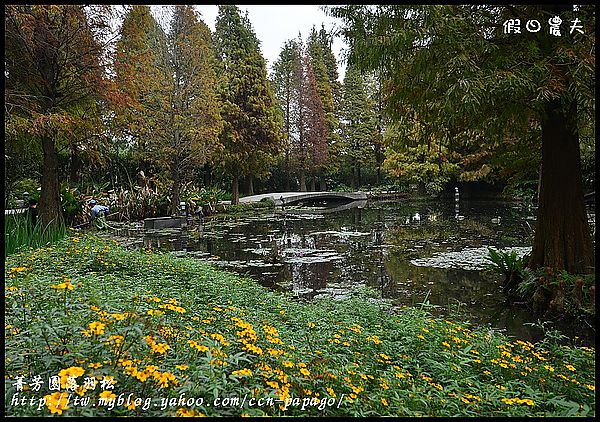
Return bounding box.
[239,191,368,206]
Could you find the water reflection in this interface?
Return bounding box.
[110,198,594,344]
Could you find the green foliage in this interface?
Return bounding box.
[340,61,379,189]
[384,141,460,194]
[12,178,40,199]
[60,183,85,226]
[4,214,67,256]
[484,248,526,278]
[4,235,596,416]
[187,186,228,215]
[222,200,275,214]
[504,180,538,203]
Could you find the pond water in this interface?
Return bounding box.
[108,197,595,345]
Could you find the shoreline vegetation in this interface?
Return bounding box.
[4,234,595,417]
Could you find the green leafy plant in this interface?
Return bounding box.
[484,248,526,277]
[189,187,228,215]
[4,213,67,256]
[484,248,528,294]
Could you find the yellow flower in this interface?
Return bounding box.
[188,340,209,353]
[326,387,336,397]
[584,384,595,391]
[176,364,189,371]
[99,390,116,402]
[44,392,69,415]
[176,408,204,417]
[75,386,87,397]
[307,322,315,328]
[520,398,534,406]
[282,361,294,368]
[300,368,310,377]
[153,371,177,388]
[51,281,74,290]
[89,362,102,369]
[60,366,86,378]
[366,335,382,345]
[135,371,150,382]
[381,398,389,406]
[232,368,253,377]
[88,321,105,335]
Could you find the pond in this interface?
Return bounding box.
[108,197,595,345]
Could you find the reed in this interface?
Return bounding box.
[4,213,67,255]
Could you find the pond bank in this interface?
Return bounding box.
[4,234,595,417]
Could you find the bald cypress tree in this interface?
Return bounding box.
[214,6,283,204]
[272,39,303,191]
[341,61,378,190]
[307,27,336,189]
[113,5,167,174]
[146,6,223,214]
[5,5,111,227]
[330,5,594,281]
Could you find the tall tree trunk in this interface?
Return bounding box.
[528,99,594,274]
[285,175,291,192]
[39,136,63,227]
[203,163,212,187]
[300,172,307,192]
[310,176,316,192]
[171,174,181,216]
[284,151,291,191]
[232,175,240,205]
[357,165,362,189]
[248,176,254,195]
[320,179,327,191]
[351,163,357,191]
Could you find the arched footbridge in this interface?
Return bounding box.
[239,191,368,206]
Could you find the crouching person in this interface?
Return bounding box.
[89,199,110,230]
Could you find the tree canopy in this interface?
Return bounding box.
[328,4,595,273]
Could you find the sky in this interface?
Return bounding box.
[150,5,348,81]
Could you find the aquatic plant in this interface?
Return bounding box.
[484,247,527,293]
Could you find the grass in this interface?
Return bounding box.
[4,233,596,417]
[4,213,67,256]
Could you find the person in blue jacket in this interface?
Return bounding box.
[89,199,110,229]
